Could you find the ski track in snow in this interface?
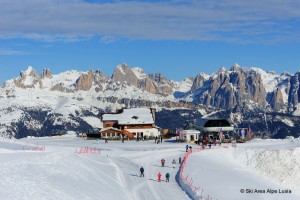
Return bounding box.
[0,136,300,200]
[112,147,190,200]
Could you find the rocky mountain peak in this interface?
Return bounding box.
[230,63,241,71]
[75,71,94,91]
[112,64,139,87]
[20,66,38,78]
[41,68,53,79]
[191,72,209,92]
[15,66,43,89]
[132,67,147,79]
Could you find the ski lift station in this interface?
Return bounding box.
[195,118,234,139]
[181,118,234,143]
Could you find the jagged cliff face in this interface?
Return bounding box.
[75,71,94,91]
[191,66,267,111]
[111,64,174,96]
[14,67,43,89]
[41,68,52,79]
[112,64,139,86]
[1,64,300,139]
[288,72,300,114]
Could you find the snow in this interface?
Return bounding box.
[0,136,299,200]
[81,116,103,129]
[24,76,35,86]
[132,67,147,79]
[281,118,295,127]
[234,140,300,190]
[251,67,279,93]
[172,78,193,93]
[292,103,300,116]
[102,108,154,125]
[42,70,83,89]
[117,64,127,75]
[23,66,34,76]
[183,139,300,200]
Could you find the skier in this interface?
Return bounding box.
[161,159,165,167]
[172,159,176,168]
[202,137,206,149]
[165,172,170,182]
[179,157,182,164]
[158,172,162,182]
[185,144,189,152]
[189,146,192,153]
[140,166,144,177]
[105,138,108,143]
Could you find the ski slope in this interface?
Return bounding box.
[0,136,299,200]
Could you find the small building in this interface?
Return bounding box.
[181,129,200,143]
[101,108,159,139]
[194,118,234,140]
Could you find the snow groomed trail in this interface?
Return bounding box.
[1,136,299,200]
[109,143,191,200]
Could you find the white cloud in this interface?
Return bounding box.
[0,49,26,56]
[0,0,299,43]
[100,35,116,44]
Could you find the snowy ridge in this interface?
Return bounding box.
[234,139,300,191]
[172,78,193,93]
[42,70,83,89]
[1,64,300,138]
[182,139,300,200]
[132,67,147,79]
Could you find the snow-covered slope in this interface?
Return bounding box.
[184,138,300,200]
[0,136,299,200]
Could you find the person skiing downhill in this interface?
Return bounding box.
[185,144,189,152]
[140,166,144,177]
[172,159,176,168]
[165,172,170,182]
[158,172,162,182]
[161,159,165,167]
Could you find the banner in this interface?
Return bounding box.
[247,126,251,139]
[241,128,245,139]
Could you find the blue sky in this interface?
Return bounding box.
[1,0,300,83]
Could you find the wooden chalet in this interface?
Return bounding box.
[100,108,159,139]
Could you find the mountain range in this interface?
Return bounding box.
[0,64,299,139]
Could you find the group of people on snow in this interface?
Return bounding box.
[139,156,182,182]
[157,172,170,182]
[201,136,222,149]
[185,144,192,152]
[154,136,163,144]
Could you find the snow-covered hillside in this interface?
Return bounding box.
[0,136,299,200]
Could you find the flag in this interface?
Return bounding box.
[247,126,251,139]
[241,128,245,139]
[177,128,182,139]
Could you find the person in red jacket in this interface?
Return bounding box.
[161,159,165,167]
[158,172,162,182]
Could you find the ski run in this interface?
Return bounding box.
[0,135,299,200]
